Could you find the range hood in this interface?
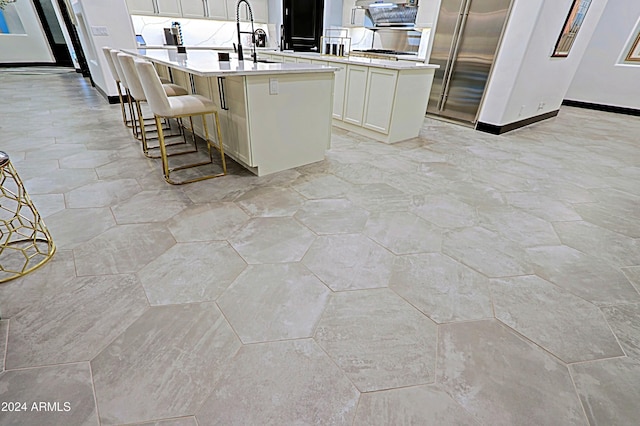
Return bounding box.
[355,0,419,28]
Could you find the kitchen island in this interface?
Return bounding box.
[125,49,337,176]
[259,51,439,144]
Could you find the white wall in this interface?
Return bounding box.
[0,0,54,63]
[479,0,609,126]
[73,0,137,98]
[566,2,640,109]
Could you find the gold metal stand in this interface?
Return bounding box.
[0,152,55,283]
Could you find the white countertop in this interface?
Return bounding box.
[265,51,439,71]
[124,49,338,77]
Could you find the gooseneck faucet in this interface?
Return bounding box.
[236,0,257,63]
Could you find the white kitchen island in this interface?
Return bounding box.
[126,49,337,176]
[259,51,439,144]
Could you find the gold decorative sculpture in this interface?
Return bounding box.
[0,151,55,283]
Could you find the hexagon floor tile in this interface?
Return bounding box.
[229,217,316,264]
[346,183,413,212]
[217,263,330,343]
[196,339,359,425]
[390,253,493,323]
[5,274,148,369]
[315,288,438,392]
[570,357,640,426]
[73,224,176,276]
[363,211,442,255]
[353,385,479,426]
[235,186,305,217]
[553,221,640,267]
[138,241,247,305]
[292,174,354,199]
[91,303,241,425]
[437,320,586,426]
[302,234,394,291]
[0,363,99,426]
[527,245,640,306]
[294,198,369,235]
[491,275,623,363]
[443,226,534,277]
[45,207,116,249]
[0,249,77,318]
[24,168,98,195]
[111,190,191,224]
[409,193,478,229]
[601,303,640,361]
[166,202,249,242]
[477,207,561,247]
[65,179,143,208]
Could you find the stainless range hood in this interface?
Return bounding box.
[355,0,419,28]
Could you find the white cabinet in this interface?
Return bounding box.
[296,58,312,64]
[342,0,365,27]
[363,68,397,133]
[156,0,183,16]
[126,0,156,15]
[128,0,183,16]
[227,0,267,22]
[180,0,208,18]
[283,57,297,63]
[331,62,347,120]
[184,0,228,20]
[342,64,368,125]
[415,0,441,28]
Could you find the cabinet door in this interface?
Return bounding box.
[363,68,397,134]
[156,0,182,16]
[269,54,284,63]
[342,0,365,27]
[283,57,297,63]
[296,58,312,63]
[251,0,268,23]
[331,62,347,120]
[227,0,251,21]
[181,0,207,18]
[415,0,441,28]
[127,0,156,15]
[342,65,368,125]
[206,0,228,20]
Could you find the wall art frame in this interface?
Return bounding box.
[552,0,593,57]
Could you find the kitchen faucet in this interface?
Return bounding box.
[236,0,257,63]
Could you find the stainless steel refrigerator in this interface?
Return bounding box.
[427,0,513,125]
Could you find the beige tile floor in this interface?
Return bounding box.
[0,68,639,425]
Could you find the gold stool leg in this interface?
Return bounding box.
[0,152,56,283]
[154,116,172,183]
[212,111,227,175]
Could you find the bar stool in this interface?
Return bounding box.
[110,49,188,141]
[0,152,55,283]
[102,46,133,128]
[117,52,192,158]
[134,59,227,184]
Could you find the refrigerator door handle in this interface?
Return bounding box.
[437,0,472,111]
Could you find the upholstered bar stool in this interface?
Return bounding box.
[117,52,191,158]
[102,46,133,128]
[0,152,55,283]
[134,59,227,184]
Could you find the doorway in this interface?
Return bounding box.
[282,0,324,52]
[31,0,73,67]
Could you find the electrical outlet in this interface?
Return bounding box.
[269,78,278,95]
[538,101,545,110]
